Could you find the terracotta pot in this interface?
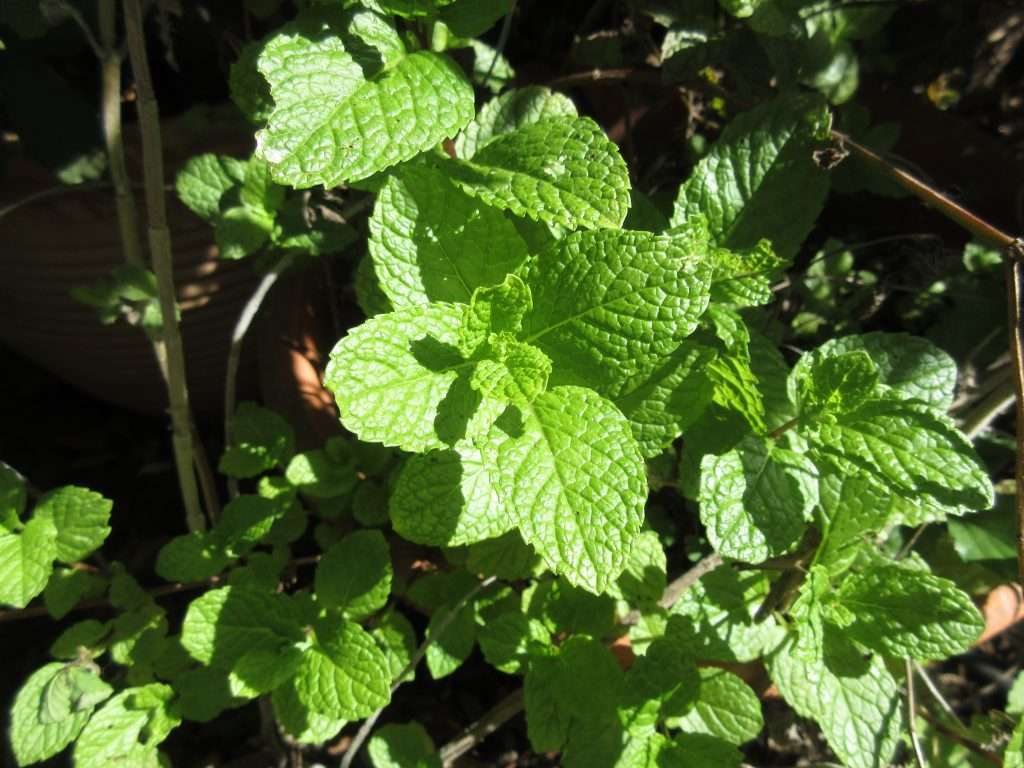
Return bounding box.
[0,122,259,414]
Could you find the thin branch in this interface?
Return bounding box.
[767,416,801,441]
[906,659,929,768]
[547,67,662,89]
[340,576,497,768]
[483,0,516,86]
[961,373,1017,440]
[1008,255,1024,586]
[50,0,104,58]
[439,689,524,767]
[912,661,966,729]
[920,712,1004,767]
[123,0,207,533]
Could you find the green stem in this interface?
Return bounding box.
[123,0,206,533]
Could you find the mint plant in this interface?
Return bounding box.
[3,1,1020,766]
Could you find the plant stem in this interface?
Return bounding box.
[1007,256,1024,585]
[767,416,800,441]
[906,659,929,768]
[961,372,1016,440]
[123,0,206,533]
[339,576,497,768]
[98,0,144,268]
[224,254,295,499]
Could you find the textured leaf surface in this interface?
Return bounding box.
[699,436,817,563]
[461,275,533,354]
[470,339,552,406]
[521,229,712,395]
[612,340,716,457]
[220,402,296,478]
[181,586,304,669]
[368,722,441,768]
[34,486,112,563]
[155,532,231,583]
[809,399,993,511]
[792,332,958,409]
[369,161,529,308]
[256,11,473,186]
[325,303,475,452]
[271,678,346,744]
[524,653,572,752]
[670,93,829,257]
[486,386,646,593]
[285,449,357,498]
[770,640,903,768]
[455,86,577,160]
[73,684,179,768]
[0,517,56,608]
[315,530,392,620]
[478,612,551,673]
[838,565,984,660]
[796,350,878,415]
[390,444,512,546]
[294,617,390,719]
[425,598,477,678]
[815,473,893,573]
[446,116,630,230]
[372,610,417,683]
[44,568,107,619]
[9,663,92,766]
[670,668,763,744]
[175,153,246,220]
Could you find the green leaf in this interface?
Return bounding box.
[9,663,92,766]
[220,402,296,478]
[608,529,667,605]
[44,568,107,620]
[286,449,358,498]
[709,240,784,308]
[216,204,274,260]
[326,303,482,452]
[230,41,274,125]
[214,494,287,553]
[425,597,477,678]
[230,645,304,696]
[372,609,417,683]
[271,676,347,744]
[455,86,577,160]
[34,486,112,563]
[175,153,246,220]
[72,684,180,768]
[815,473,894,573]
[39,666,113,724]
[668,668,763,744]
[315,530,392,620]
[466,530,541,580]
[51,619,111,660]
[797,350,879,415]
[521,228,712,396]
[180,586,304,669]
[469,39,514,93]
[670,92,830,258]
[947,499,1018,562]
[807,398,994,511]
[369,160,529,308]
[524,653,572,752]
[240,156,285,214]
[294,616,391,719]
[445,116,631,230]
[461,274,533,354]
[368,721,441,768]
[155,532,231,582]
[478,612,551,674]
[699,435,817,563]
[0,462,27,530]
[770,639,903,768]
[535,578,617,637]
[485,386,647,593]
[470,338,552,406]
[0,517,57,608]
[718,0,764,17]
[792,332,958,410]
[612,340,716,458]
[837,564,985,660]
[660,733,744,767]
[706,351,767,434]
[256,10,473,186]
[390,443,512,546]
[556,636,625,721]
[439,0,511,38]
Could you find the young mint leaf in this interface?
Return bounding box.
[521,228,712,395]
[50,619,111,660]
[797,350,879,415]
[699,435,817,563]
[216,204,274,260]
[706,352,767,434]
[470,338,552,406]
[181,586,304,669]
[708,240,784,308]
[668,667,763,744]
[815,473,894,573]
[792,332,958,410]
[425,598,477,679]
[155,531,231,582]
[255,9,473,186]
[0,517,57,608]
[770,639,904,768]
[240,156,285,214]
[294,616,391,719]
[807,398,994,511]
[670,92,830,257]
[624,630,700,728]
[369,160,529,308]
[486,386,647,593]
[286,449,357,498]
[72,684,180,768]
[460,274,533,354]
[220,402,296,478]
[230,645,304,697]
[326,303,478,452]
[369,722,440,768]
[670,571,785,663]
[9,663,93,766]
[175,153,247,221]
[43,568,107,619]
[272,676,347,744]
[445,116,631,230]
[372,609,417,683]
[315,530,392,620]
[478,612,551,674]
[455,86,577,160]
[34,485,112,563]
[467,530,541,580]
[612,340,716,458]
[524,653,572,752]
[660,733,744,768]
[608,530,667,605]
[837,564,985,660]
[39,666,112,724]
[390,444,512,546]
[214,494,286,553]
